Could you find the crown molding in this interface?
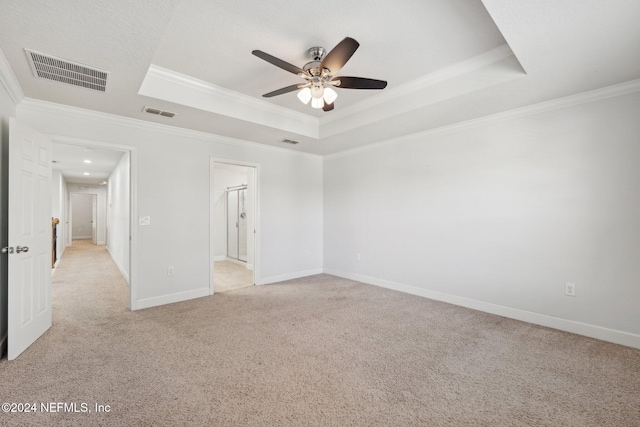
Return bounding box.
[324,78,640,161]
[142,47,521,142]
[147,65,317,124]
[0,47,25,105]
[18,98,322,160]
[320,44,519,126]
[318,46,526,140]
[140,64,319,138]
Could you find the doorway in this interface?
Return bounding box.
[211,159,259,293]
[51,138,135,308]
[70,193,98,245]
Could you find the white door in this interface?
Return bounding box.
[7,118,52,360]
[91,194,97,245]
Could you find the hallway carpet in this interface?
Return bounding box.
[1,242,639,426]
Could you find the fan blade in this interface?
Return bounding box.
[262,84,304,98]
[320,37,359,74]
[333,76,387,89]
[252,50,307,76]
[322,102,334,112]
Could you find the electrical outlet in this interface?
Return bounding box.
[167,266,174,276]
[139,216,151,226]
[355,253,361,261]
[565,282,576,296]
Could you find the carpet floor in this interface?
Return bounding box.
[1,241,639,426]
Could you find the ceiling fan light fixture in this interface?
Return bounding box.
[254,37,387,112]
[311,97,324,109]
[310,84,324,99]
[323,87,338,105]
[297,87,312,104]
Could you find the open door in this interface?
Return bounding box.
[6,118,52,360]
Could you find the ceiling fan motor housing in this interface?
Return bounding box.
[304,47,326,76]
[307,46,326,61]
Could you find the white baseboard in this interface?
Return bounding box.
[133,287,210,311]
[245,263,254,271]
[97,240,105,245]
[324,268,640,350]
[259,268,324,286]
[224,257,248,267]
[73,236,92,240]
[105,245,130,284]
[213,255,226,262]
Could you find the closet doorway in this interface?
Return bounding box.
[210,160,259,293]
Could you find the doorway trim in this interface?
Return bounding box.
[51,135,137,310]
[210,158,260,294]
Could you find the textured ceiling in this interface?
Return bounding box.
[1,0,639,164]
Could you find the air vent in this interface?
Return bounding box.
[143,106,176,118]
[282,139,300,145]
[25,49,108,92]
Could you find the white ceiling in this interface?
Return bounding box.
[1,0,639,157]
[52,143,125,185]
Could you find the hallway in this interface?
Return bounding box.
[53,240,129,318]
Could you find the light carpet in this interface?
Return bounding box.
[1,241,639,426]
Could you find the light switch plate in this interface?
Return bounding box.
[139,216,151,226]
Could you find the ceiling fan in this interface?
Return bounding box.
[252,37,387,112]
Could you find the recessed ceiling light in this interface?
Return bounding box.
[84,159,92,164]
[101,181,107,185]
[83,172,90,176]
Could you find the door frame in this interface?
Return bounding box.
[91,193,97,245]
[52,135,137,310]
[210,158,260,294]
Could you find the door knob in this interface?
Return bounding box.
[16,246,29,253]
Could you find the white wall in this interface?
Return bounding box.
[17,102,324,309]
[68,183,107,244]
[107,151,130,283]
[324,91,640,343]
[246,167,255,269]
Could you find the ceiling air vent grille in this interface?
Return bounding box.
[282,139,300,145]
[25,49,108,92]
[143,106,176,118]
